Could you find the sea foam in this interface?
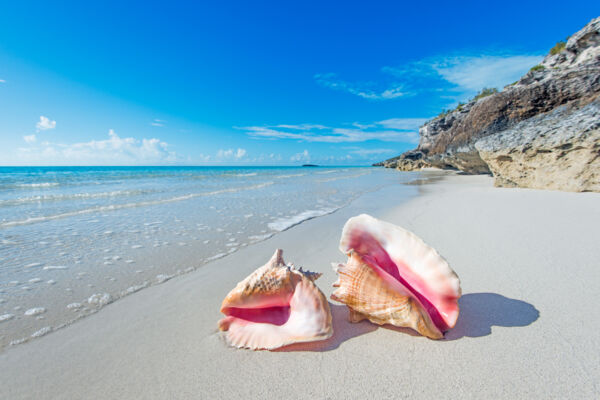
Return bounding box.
[267,207,339,232]
[24,307,46,316]
[88,293,111,306]
[0,182,273,229]
[0,314,14,322]
[31,326,52,337]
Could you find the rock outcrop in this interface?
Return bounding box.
[476,101,599,192]
[377,17,600,192]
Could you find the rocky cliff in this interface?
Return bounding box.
[376,17,600,192]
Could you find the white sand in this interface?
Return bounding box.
[0,174,599,399]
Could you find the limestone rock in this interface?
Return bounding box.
[475,101,600,192]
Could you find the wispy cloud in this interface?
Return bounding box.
[431,55,543,92]
[384,54,544,93]
[150,119,166,127]
[377,118,428,130]
[195,153,211,162]
[238,118,424,144]
[36,116,56,131]
[318,53,543,101]
[290,149,310,163]
[0,79,5,83]
[343,147,396,157]
[16,129,176,165]
[274,124,328,130]
[23,134,36,143]
[314,73,407,100]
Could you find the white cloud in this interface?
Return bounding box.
[344,147,396,157]
[351,122,375,129]
[290,150,310,163]
[377,118,428,130]
[318,53,543,102]
[383,53,543,95]
[36,116,56,131]
[314,73,407,100]
[150,119,166,127]
[216,148,247,160]
[195,154,211,162]
[217,149,233,158]
[23,134,37,143]
[238,117,423,144]
[275,124,328,130]
[431,55,543,92]
[16,129,176,165]
[235,148,246,158]
[0,79,5,83]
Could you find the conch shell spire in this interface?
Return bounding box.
[267,249,322,281]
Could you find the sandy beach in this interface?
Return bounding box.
[1,173,598,399]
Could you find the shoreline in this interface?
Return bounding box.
[0,168,427,351]
[0,166,420,351]
[1,173,599,398]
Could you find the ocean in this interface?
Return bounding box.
[0,166,420,349]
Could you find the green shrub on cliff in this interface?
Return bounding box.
[530,64,545,72]
[433,88,498,121]
[472,87,498,102]
[435,109,452,119]
[549,41,566,55]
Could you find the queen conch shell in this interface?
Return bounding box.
[331,214,461,339]
[218,249,333,350]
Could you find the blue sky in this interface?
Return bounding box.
[0,1,597,166]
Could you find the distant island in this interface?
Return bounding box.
[375,17,599,193]
[301,164,319,167]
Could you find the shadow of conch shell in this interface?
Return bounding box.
[444,293,539,340]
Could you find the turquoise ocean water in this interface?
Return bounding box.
[0,166,417,349]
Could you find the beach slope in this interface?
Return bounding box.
[1,175,598,399]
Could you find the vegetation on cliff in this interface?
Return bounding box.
[549,40,567,55]
[433,87,499,121]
